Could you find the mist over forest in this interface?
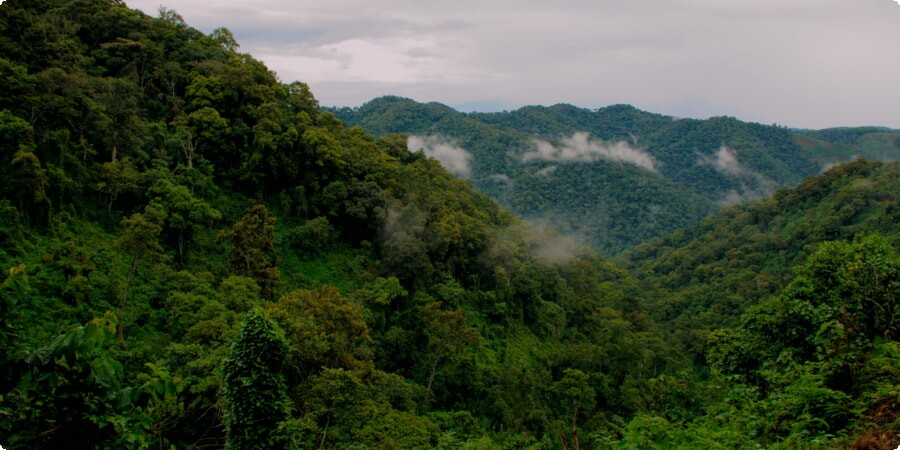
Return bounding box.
[0,2,897,449]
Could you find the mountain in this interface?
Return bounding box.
[333,97,898,256]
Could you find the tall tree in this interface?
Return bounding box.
[218,204,281,299]
[114,206,167,340]
[222,308,291,450]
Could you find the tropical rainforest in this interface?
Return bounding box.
[333,97,900,256]
[0,1,897,449]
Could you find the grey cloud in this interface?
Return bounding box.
[127,0,900,128]
[407,135,473,177]
[524,132,658,173]
[719,189,748,206]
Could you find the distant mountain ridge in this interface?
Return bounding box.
[331,96,898,255]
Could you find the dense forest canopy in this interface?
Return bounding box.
[0,1,897,449]
[333,97,898,257]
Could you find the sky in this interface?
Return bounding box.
[124,0,900,129]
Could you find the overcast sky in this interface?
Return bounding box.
[125,0,900,129]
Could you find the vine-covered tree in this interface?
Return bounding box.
[222,309,291,450]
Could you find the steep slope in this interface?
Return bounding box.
[606,160,899,449]
[0,2,683,448]
[618,159,899,353]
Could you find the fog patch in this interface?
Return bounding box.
[718,189,747,206]
[699,145,778,204]
[711,145,743,176]
[821,155,860,173]
[536,165,557,176]
[488,173,512,184]
[408,135,473,177]
[485,221,589,267]
[380,202,426,242]
[523,132,658,173]
[525,225,587,266]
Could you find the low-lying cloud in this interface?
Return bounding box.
[523,132,658,173]
[712,145,743,176]
[408,135,473,177]
[700,145,777,204]
[536,165,557,176]
[524,225,586,266]
[484,221,588,267]
[488,173,512,184]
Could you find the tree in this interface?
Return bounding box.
[551,369,595,450]
[218,204,281,299]
[210,27,239,51]
[1,264,28,388]
[114,206,168,340]
[97,158,141,210]
[222,309,291,450]
[419,301,480,406]
[145,166,222,259]
[0,110,48,218]
[268,287,372,380]
[10,314,180,449]
[170,106,229,169]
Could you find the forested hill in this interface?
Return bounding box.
[0,2,898,449]
[613,159,899,448]
[333,96,898,256]
[794,126,900,167]
[618,159,900,355]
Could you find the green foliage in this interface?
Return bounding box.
[0,2,896,448]
[620,160,899,360]
[222,308,291,449]
[1,263,28,314]
[218,204,281,299]
[688,234,899,447]
[3,313,180,448]
[331,96,851,256]
[115,205,168,340]
[283,216,336,256]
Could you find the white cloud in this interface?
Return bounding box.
[536,165,558,176]
[488,173,512,184]
[700,145,778,203]
[712,145,743,176]
[407,135,473,177]
[524,132,658,172]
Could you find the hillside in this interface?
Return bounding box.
[334,97,898,256]
[614,161,899,448]
[0,2,897,449]
[795,126,900,167]
[0,2,681,448]
[619,159,900,356]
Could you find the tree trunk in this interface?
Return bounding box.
[426,354,442,392]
